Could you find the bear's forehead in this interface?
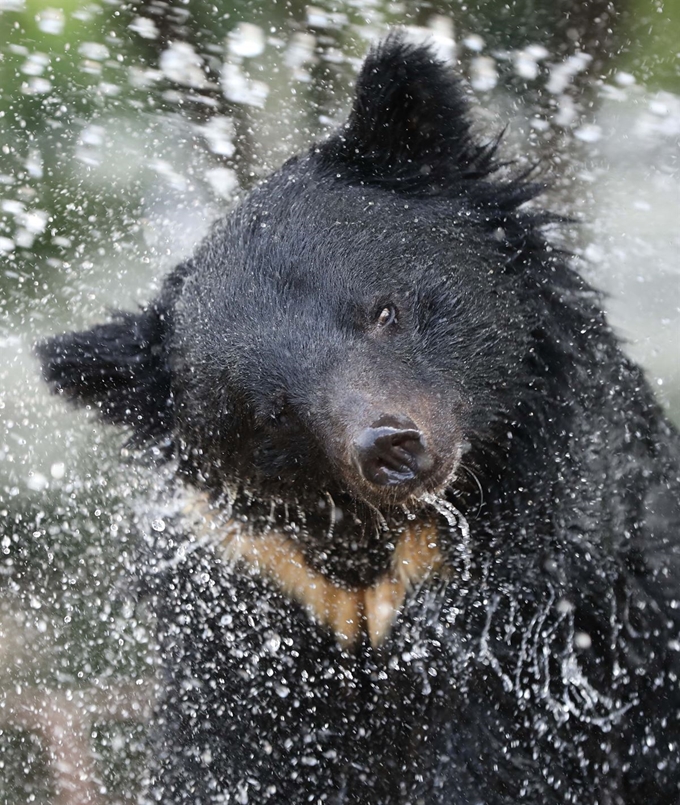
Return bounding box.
[199,184,484,293]
[195,218,409,302]
[175,158,503,336]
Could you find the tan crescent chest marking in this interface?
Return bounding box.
[188,498,444,648]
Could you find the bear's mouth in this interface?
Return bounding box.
[345,442,462,511]
[227,430,458,516]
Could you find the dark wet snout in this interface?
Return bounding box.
[353,415,433,488]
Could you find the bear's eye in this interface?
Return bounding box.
[375,304,398,328]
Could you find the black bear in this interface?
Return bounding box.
[38,36,680,804]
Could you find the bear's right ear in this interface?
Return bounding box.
[36,304,173,446]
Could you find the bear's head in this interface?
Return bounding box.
[38,36,595,585]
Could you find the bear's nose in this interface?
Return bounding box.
[353,415,433,487]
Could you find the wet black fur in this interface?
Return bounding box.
[38,36,680,804]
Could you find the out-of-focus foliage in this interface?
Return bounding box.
[0,0,678,801]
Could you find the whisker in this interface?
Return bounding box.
[459,464,485,518]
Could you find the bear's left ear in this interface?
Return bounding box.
[36,304,173,446]
[322,34,496,194]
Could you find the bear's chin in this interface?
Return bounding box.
[211,467,456,517]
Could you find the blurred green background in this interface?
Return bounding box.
[0,0,678,801]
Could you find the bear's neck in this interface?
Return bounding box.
[184,488,447,648]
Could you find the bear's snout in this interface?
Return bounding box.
[352,414,433,488]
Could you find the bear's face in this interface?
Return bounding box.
[38,36,559,567]
[168,165,527,511]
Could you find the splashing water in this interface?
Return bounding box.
[421,493,472,582]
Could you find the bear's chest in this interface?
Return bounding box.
[152,547,475,803]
